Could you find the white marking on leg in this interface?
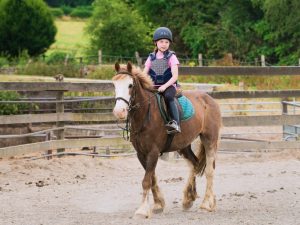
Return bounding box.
[134,190,151,218]
[200,152,216,211]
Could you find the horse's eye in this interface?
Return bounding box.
[128,84,133,88]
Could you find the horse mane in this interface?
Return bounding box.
[113,64,154,91]
[132,66,154,91]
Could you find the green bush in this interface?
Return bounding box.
[60,5,73,15]
[0,91,29,115]
[0,56,9,67]
[16,61,81,77]
[86,65,115,80]
[49,7,64,17]
[46,51,76,65]
[0,0,56,57]
[69,6,92,18]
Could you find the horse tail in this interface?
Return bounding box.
[195,142,206,177]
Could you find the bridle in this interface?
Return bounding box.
[114,71,158,140]
[114,71,138,140]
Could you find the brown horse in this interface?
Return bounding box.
[112,62,222,218]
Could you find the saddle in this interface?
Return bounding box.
[156,93,195,125]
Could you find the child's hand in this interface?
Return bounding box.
[158,85,167,92]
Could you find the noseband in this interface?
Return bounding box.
[115,97,130,106]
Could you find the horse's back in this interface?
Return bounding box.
[182,90,222,131]
[183,90,220,112]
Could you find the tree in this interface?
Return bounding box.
[86,0,152,57]
[256,0,300,64]
[0,0,57,57]
[132,0,225,57]
[133,0,299,64]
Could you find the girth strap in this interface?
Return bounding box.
[161,133,175,155]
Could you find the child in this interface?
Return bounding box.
[143,27,181,133]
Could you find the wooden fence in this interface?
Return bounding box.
[0,67,300,158]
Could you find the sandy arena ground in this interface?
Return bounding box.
[0,147,299,225]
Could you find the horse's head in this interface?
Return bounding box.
[112,62,134,120]
[112,62,154,120]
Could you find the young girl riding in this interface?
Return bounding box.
[143,27,181,134]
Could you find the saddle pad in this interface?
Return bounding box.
[177,95,195,121]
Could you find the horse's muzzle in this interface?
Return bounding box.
[113,107,128,120]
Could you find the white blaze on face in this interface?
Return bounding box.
[113,76,133,120]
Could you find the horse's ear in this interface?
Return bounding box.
[115,62,120,72]
[127,61,132,73]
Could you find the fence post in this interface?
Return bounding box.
[281,98,288,115]
[298,58,300,66]
[46,132,52,160]
[56,91,65,155]
[64,54,69,66]
[261,55,266,67]
[198,53,203,66]
[228,53,233,65]
[98,50,102,65]
[135,51,142,67]
[106,146,110,155]
[281,97,288,141]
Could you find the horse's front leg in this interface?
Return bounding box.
[151,174,165,214]
[135,150,160,218]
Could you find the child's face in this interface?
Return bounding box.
[156,39,170,52]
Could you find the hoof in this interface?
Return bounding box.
[182,201,193,210]
[152,206,164,214]
[200,204,214,212]
[134,207,151,219]
[200,197,216,212]
[152,204,164,214]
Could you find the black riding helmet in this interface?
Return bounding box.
[153,27,173,42]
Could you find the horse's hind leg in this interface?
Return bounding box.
[199,135,217,212]
[179,145,199,210]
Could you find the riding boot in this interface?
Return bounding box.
[165,100,181,133]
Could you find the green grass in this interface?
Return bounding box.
[48,18,89,56]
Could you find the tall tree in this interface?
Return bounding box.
[132,0,225,57]
[258,0,300,64]
[0,0,56,57]
[86,0,152,57]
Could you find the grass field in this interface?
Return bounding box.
[48,18,89,56]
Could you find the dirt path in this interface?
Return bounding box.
[0,150,299,225]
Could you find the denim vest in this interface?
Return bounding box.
[149,50,175,85]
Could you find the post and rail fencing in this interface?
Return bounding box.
[0,66,300,158]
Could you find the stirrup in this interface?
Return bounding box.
[165,120,181,134]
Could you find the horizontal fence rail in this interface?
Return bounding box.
[0,137,299,158]
[1,82,300,98]
[0,113,299,126]
[0,82,114,92]
[179,66,300,76]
